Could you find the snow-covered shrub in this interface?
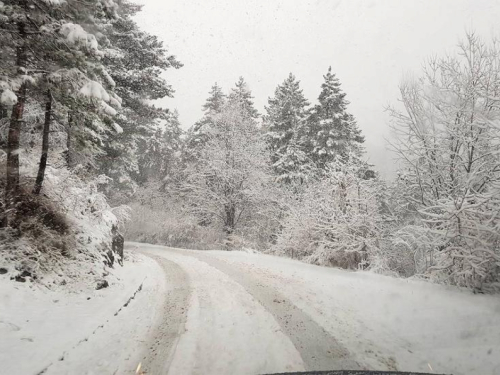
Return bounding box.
[388,33,500,291]
[370,225,434,277]
[271,193,318,259]
[273,158,382,269]
[0,117,128,286]
[124,180,225,250]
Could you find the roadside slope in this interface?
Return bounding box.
[0,253,167,375]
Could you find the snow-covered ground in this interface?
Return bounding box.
[136,243,500,375]
[2,242,500,375]
[0,252,166,375]
[202,250,500,375]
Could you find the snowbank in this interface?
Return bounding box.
[0,252,165,375]
[0,149,129,287]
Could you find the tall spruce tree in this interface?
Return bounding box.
[265,73,311,183]
[307,67,364,169]
[193,83,226,141]
[98,2,182,197]
[202,82,226,114]
[136,109,183,184]
[185,83,227,162]
[228,76,259,119]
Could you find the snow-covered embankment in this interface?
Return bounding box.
[0,253,165,375]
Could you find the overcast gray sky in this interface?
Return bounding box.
[134,0,500,178]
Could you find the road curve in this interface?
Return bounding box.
[127,243,363,375]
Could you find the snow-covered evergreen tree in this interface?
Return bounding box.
[228,76,259,119]
[307,67,364,169]
[0,0,182,273]
[0,0,146,274]
[202,82,226,114]
[0,0,122,223]
[98,2,182,197]
[186,79,257,163]
[184,83,227,163]
[265,73,311,183]
[193,83,226,139]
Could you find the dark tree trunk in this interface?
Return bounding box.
[66,112,73,167]
[0,182,5,228]
[224,204,236,235]
[33,90,52,195]
[4,20,27,227]
[0,104,7,120]
[0,106,6,227]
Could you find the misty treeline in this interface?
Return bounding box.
[0,0,181,278]
[131,33,500,292]
[0,1,498,292]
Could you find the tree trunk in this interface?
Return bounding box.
[223,204,236,250]
[0,104,7,120]
[0,105,7,226]
[66,112,73,167]
[4,20,27,227]
[33,89,52,195]
[6,84,26,194]
[224,204,236,235]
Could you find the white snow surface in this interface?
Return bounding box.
[214,250,500,375]
[112,122,124,134]
[136,243,500,375]
[1,88,17,106]
[79,80,120,117]
[158,250,304,375]
[100,100,117,116]
[43,0,66,5]
[2,243,500,375]
[60,23,99,51]
[0,252,166,375]
[79,80,110,102]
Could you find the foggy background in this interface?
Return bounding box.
[134,0,500,178]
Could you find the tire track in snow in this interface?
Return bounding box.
[189,251,363,372]
[137,254,191,375]
[138,244,305,374]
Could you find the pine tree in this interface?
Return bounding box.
[98,2,182,196]
[192,83,226,142]
[185,83,228,162]
[136,109,183,184]
[265,73,311,183]
[0,0,121,223]
[202,82,226,114]
[308,67,364,169]
[228,76,259,119]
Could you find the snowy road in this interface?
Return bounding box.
[137,245,357,374]
[130,242,500,375]
[3,243,500,375]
